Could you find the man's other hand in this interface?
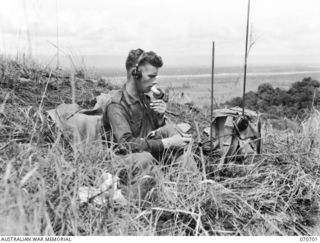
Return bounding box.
[162,134,192,148]
[150,100,167,114]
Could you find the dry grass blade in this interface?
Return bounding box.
[151,207,199,217]
[0,92,10,114]
[20,165,39,187]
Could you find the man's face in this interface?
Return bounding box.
[135,63,159,94]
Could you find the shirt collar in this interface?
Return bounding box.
[122,84,140,105]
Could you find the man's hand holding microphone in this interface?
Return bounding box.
[150,85,167,115]
[150,85,193,149]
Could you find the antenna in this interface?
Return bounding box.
[56,0,60,69]
[242,0,251,115]
[210,41,215,151]
[22,0,33,59]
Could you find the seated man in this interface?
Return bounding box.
[103,48,192,203]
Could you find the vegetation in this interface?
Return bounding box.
[0,57,319,235]
[223,77,320,120]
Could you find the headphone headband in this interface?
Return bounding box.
[135,51,145,68]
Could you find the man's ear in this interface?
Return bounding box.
[128,68,134,78]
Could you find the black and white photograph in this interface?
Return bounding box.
[0,0,319,239]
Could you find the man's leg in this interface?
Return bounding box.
[154,122,199,173]
[117,152,160,206]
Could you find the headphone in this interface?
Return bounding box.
[131,51,145,80]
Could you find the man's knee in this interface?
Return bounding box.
[134,152,156,169]
[124,152,155,170]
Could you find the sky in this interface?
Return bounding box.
[0,0,320,67]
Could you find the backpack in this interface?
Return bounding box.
[46,90,121,150]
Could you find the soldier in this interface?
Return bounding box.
[103,48,193,204]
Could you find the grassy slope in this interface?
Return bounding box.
[0,58,319,236]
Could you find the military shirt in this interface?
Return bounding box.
[103,85,165,155]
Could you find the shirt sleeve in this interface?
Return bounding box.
[151,109,166,128]
[106,103,164,154]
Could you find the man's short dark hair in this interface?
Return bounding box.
[125,48,163,71]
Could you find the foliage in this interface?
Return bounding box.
[223,77,320,119]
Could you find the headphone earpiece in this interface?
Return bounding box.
[132,64,142,80]
[132,51,145,80]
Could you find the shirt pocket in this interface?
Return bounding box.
[130,117,142,136]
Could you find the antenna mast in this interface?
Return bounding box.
[56,0,60,69]
[242,0,251,115]
[210,41,215,151]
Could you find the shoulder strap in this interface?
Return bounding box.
[80,90,122,116]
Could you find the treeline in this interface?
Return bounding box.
[223,77,320,119]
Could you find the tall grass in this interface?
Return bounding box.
[0,57,319,235]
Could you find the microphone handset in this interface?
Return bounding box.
[151,86,165,100]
